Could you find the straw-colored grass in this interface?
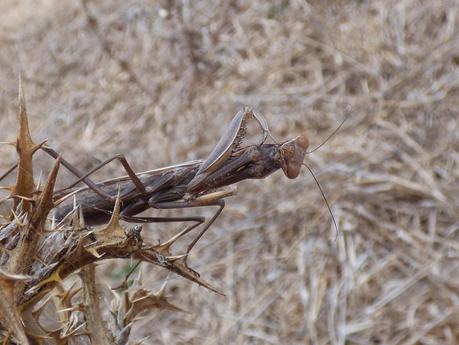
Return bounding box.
[1,0,458,344]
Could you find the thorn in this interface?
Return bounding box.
[31,157,61,226]
[0,141,16,146]
[14,75,37,213]
[78,205,86,227]
[154,280,168,299]
[33,255,47,266]
[35,170,43,192]
[150,281,187,313]
[10,209,26,226]
[0,268,32,281]
[70,207,81,228]
[0,186,14,191]
[165,253,188,262]
[27,265,63,292]
[57,306,80,313]
[107,187,121,228]
[31,139,48,154]
[10,194,35,202]
[17,74,34,148]
[53,187,83,207]
[131,335,151,345]
[84,246,103,259]
[50,214,55,230]
[31,293,54,317]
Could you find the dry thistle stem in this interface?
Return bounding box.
[0,84,204,345]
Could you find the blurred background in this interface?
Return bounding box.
[1,0,459,344]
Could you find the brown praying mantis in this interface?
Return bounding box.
[1,107,338,269]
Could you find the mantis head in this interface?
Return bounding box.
[279,135,309,179]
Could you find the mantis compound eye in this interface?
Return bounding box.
[280,135,309,179]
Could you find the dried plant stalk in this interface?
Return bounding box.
[0,84,205,345]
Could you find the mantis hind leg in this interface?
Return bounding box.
[1,145,147,202]
[0,164,17,184]
[43,146,146,197]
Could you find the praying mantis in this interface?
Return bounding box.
[1,107,336,268]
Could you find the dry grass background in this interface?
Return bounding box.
[1,0,459,344]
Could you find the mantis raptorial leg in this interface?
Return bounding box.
[187,107,274,192]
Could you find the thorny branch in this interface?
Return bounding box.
[0,84,223,344]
